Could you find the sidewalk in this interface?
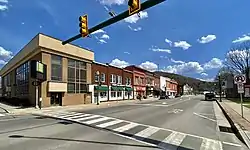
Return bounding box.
[6,98,159,115]
[218,99,250,148]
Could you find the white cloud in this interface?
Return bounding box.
[0,5,7,11]
[98,39,107,44]
[201,72,208,77]
[203,58,223,70]
[110,58,129,68]
[150,47,171,53]
[163,61,204,74]
[170,58,185,64]
[100,34,110,39]
[21,22,25,25]
[124,11,148,24]
[232,34,250,43]
[124,51,130,54]
[197,34,216,44]
[91,29,106,35]
[165,38,172,46]
[99,0,126,5]
[197,78,214,82]
[0,46,13,65]
[0,0,8,3]
[139,61,158,71]
[128,25,142,32]
[173,41,191,50]
[39,25,43,28]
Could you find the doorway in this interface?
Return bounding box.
[50,92,62,106]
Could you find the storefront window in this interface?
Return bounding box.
[111,91,116,97]
[15,61,29,96]
[100,92,107,98]
[117,91,122,97]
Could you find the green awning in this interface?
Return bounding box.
[94,86,108,91]
[111,86,124,91]
[125,87,133,91]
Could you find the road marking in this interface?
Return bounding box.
[83,117,110,124]
[193,112,216,122]
[133,126,160,138]
[59,113,86,118]
[42,111,242,149]
[113,122,138,132]
[0,114,5,117]
[75,115,100,121]
[200,139,223,150]
[222,141,242,147]
[162,102,167,104]
[96,119,124,128]
[65,114,91,119]
[159,132,186,147]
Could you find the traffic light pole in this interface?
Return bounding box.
[62,0,166,45]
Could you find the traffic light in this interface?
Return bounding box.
[128,0,141,15]
[79,15,88,37]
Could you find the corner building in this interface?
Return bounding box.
[0,33,94,107]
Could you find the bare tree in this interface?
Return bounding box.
[225,41,250,83]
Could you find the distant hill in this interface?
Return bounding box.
[154,71,215,91]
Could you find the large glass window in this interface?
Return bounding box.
[51,55,62,81]
[67,58,87,93]
[15,61,30,96]
[117,76,122,84]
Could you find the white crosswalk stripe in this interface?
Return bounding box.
[113,122,138,132]
[83,117,110,124]
[0,114,5,117]
[75,115,100,121]
[96,119,124,128]
[133,126,159,138]
[159,132,186,148]
[200,138,223,150]
[41,111,242,150]
[65,114,91,119]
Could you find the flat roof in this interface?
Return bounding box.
[0,33,94,76]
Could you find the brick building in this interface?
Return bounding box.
[89,62,133,103]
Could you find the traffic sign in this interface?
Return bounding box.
[237,83,244,93]
[234,74,246,84]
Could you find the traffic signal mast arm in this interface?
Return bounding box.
[62,0,165,45]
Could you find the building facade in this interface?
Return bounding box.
[0,34,94,107]
[183,84,194,95]
[145,71,155,97]
[125,65,146,99]
[153,74,161,97]
[166,78,178,98]
[89,62,133,103]
[160,76,167,95]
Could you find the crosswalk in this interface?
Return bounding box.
[39,110,243,150]
[0,113,6,117]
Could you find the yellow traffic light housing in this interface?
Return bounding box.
[79,15,88,37]
[128,0,141,15]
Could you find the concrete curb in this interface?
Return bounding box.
[216,100,250,149]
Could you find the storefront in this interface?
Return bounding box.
[93,85,109,103]
[109,86,123,100]
[135,86,146,99]
[124,87,133,100]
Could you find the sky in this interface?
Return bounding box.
[1,0,250,82]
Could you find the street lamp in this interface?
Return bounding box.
[218,73,222,102]
[96,71,100,105]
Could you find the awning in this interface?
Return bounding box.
[125,87,133,91]
[94,86,108,91]
[111,86,124,91]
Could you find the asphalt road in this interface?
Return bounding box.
[0,95,248,150]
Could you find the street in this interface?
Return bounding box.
[0,95,248,150]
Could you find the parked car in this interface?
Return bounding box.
[159,95,169,99]
[205,93,215,101]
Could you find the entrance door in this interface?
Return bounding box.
[50,92,62,106]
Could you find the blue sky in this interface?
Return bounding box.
[1,0,250,81]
